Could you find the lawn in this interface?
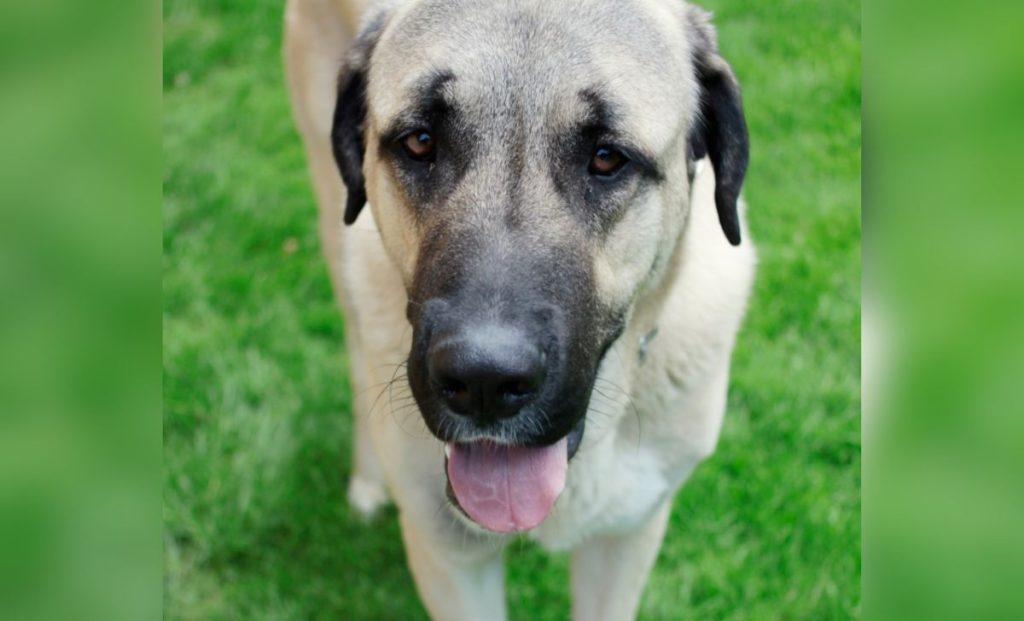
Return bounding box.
[163,0,861,618]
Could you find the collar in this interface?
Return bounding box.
[638,326,659,364]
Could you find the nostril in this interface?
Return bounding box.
[498,379,536,400]
[439,378,468,400]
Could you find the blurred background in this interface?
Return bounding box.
[864,2,1024,619]
[0,1,158,620]
[3,0,1023,619]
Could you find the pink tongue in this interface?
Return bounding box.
[447,438,568,533]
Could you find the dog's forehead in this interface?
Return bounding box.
[367,0,698,150]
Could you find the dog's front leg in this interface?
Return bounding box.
[570,500,672,621]
[399,514,507,621]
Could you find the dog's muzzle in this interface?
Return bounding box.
[407,297,586,532]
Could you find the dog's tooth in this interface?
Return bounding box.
[444,443,452,458]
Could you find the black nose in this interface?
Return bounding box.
[427,324,546,421]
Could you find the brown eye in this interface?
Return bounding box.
[402,130,435,161]
[589,146,627,176]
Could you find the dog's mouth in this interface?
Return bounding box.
[443,421,585,533]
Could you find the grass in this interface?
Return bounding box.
[163,0,861,618]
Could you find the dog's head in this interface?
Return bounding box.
[331,0,748,532]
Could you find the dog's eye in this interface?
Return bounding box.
[402,130,436,161]
[589,146,628,176]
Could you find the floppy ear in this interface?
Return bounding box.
[686,8,749,246]
[332,66,368,225]
[331,17,387,225]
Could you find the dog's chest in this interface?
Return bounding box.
[527,315,726,549]
[539,450,668,546]
[528,389,706,549]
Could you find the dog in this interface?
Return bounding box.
[284,0,755,618]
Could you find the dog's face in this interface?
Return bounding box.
[331,0,747,532]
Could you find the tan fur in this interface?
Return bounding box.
[285,1,756,618]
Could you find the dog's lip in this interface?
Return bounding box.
[442,418,585,527]
[566,416,586,458]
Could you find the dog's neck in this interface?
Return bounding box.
[628,157,709,365]
[625,209,692,366]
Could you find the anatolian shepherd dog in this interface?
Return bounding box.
[285,0,755,617]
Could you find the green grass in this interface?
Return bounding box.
[163,0,860,618]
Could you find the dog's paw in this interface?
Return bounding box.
[347,475,390,520]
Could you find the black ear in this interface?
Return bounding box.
[331,66,368,225]
[687,9,749,246]
[330,15,388,225]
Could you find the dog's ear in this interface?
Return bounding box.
[686,7,749,246]
[331,17,387,225]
